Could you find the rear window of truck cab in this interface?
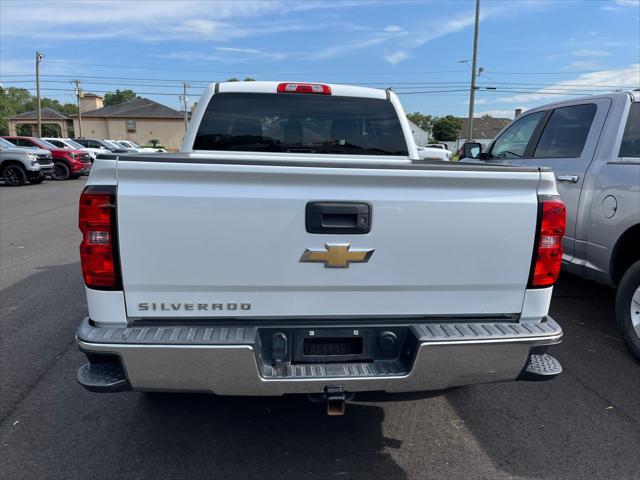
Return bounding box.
[193,93,409,156]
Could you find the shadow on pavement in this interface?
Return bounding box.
[445,274,640,479]
[0,262,86,421]
[121,392,408,480]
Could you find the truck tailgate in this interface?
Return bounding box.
[116,158,540,319]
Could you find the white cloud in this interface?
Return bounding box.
[476,109,519,119]
[215,47,262,54]
[571,49,611,57]
[384,25,404,33]
[0,1,340,42]
[384,50,409,65]
[563,60,601,71]
[602,0,640,10]
[312,36,388,60]
[496,64,640,104]
[152,48,288,64]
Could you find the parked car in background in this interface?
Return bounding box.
[426,143,447,150]
[2,136,92,180]
[43,137,99,162]
[417,145,452,161]
[72,138,128,154]
[0,137,53,186]
[113,139,166,153]
[460,91,640,360]
[103,139,138,152]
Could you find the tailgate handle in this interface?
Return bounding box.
[306,202,371,234]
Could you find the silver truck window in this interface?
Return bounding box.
[193,93,409,156]
[534,104,596,158]
[619,103,639,158]
[492,112,544,159]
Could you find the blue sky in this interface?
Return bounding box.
[1,0,639,119]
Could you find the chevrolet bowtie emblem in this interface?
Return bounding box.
[300,243,374,268]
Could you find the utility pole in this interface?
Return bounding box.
[72,79,83,138]
[182,82,190,132]
[466,0,480,141]
[35,51,45,137]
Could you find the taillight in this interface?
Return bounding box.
[528,197,566,288]
[79,185,121,290]
[277,83,331,94]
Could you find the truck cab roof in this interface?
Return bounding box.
[214,81,388,99]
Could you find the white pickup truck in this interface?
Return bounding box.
[76,81,565,414]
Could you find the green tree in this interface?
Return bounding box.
[226,78,240,82]
[104,89,140,106]
[243,77,255,81]
[481,114,493,119]
[406,112,432,132]
[432,115,463,141]
[0,87,32,134]
[24,97,77,115]
[0,86,78,135]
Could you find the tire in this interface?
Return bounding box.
[1,163,27,186]
[615,259,640,362]
[51,161,71,180]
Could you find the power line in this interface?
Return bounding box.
[3,79,636,92]
[41,60,470,76]
[3,76,636,90]
[13,86,618,98]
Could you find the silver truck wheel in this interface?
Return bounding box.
[616,260,640,362]
[2,164,27,186]
[631,287,640,337]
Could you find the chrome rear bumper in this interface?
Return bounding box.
[77,317,562,395]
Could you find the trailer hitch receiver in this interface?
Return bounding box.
[324,385,347,416]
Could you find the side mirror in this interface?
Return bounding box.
[459,142,482,159]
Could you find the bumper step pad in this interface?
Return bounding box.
[77,362,130,392]
[262,360,406,379]
[519,353,562,381]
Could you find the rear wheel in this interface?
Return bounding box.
[51,161,71,180]
[615,260,640,362]
[2,163,27,186]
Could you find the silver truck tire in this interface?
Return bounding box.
[616,260,640,362]
[1,163,27,186]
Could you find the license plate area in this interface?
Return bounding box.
[303,337,363,356]
[257,326,412,366]
[295,328,373,363]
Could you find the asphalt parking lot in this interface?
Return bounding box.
[1,179,639,480]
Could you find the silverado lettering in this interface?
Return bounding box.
[137,302,251,311]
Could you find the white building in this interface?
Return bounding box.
[407,119,431,147]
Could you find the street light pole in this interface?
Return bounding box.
[466,0,480,141]
[35,51,45,137]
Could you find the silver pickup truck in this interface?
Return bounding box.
[0,137,54,186]
[462,90,640,360]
